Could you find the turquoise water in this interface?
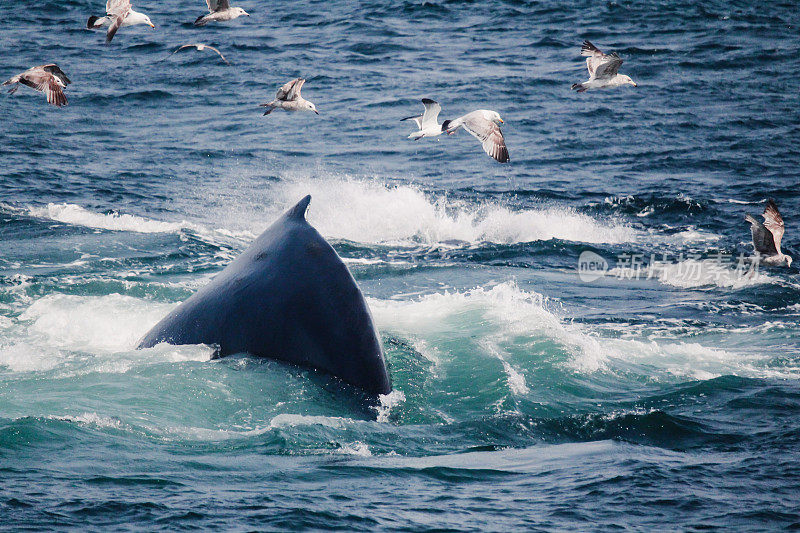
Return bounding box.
[1,0,799,529]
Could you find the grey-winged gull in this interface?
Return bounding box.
[194,0,249,26]
[572,41,637,92]
[442,110,509,163]
[3,64,71,107]
[172,43,230,65]
[260,78,319,116]
[87,0,155,44]
[745,199,792,267]
[401,98,445,140]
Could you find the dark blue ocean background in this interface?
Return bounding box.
[2,0,800,529]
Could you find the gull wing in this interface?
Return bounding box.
[203,45,230,64]
[106,15,125,43]
[594,53,623,79]
[581,40,604,77]
[42,64,70,86]
[420,98,441,128]
[106,0,132,16]
[746,214,778,255]
[206,0,229,12]
[461,112,509,163]
[276,78,304,101]
[400,115,423,129]
[19,67,67,107]
[762,199,785,253]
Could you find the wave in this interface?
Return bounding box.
[14,178,637,247]
[267,175,638,245]
[4,280,795,384]
[26,203,190,234]
[1,294,210,374]
[15,177,734,250]
[368,282,796,382]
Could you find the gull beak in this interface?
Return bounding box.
[149,22,155,28]
[499,118,504,124]
[314,110,320,115]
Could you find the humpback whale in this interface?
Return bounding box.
[138,195,391,395]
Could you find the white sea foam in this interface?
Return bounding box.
[265,176,637,246]
[17,175,739,253]
[370,282,794,382]
[375,389,406,423]
[28,203,190,234]
[662,229,721,244]
[0,294,211,374]
[337,441,373,456]
[725,198,761,205]
[54,412,126,430]
[269,414,354,429]
[21,178,724,249]
[19,293,172,352]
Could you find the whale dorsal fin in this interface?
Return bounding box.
[286,195,311,221]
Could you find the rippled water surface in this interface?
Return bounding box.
[2,0,799,530]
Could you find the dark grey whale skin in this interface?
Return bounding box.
[137,195,391,396]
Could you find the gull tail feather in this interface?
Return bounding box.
[571,83,587,93]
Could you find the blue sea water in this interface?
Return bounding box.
[2,0,800,529]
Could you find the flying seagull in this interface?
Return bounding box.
[571,41,636,92]
[87,0,155,44]
[194,0,249,26]
[745,199,792,267]
[401,98,445,140]
[260,78,319,116]
[3,64,71,107]
[172,43,230,65]
[442,110,509,163]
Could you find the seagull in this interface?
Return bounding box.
[3,64,71,107]
[571,41,637,92]
[172,43,230,65]
[745,199,792,267]
[260,78,319,116]
[442,110,509,163]
[401,98,445,140]
[194,0,249,26]
[87,0,155,44]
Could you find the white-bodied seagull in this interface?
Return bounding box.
[260,78,319,116]
[572,41,637,92]
[87,0,155,44]
[443,110,509,163]
[745,199,792,267]
[3,64,71,107]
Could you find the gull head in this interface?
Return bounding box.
[143,15,155,28]
[621,75,637,87]
[306,101,319,115]
[235,7,250,16]
[485,110,504,124]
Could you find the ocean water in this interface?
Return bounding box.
[2,0,800,529]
